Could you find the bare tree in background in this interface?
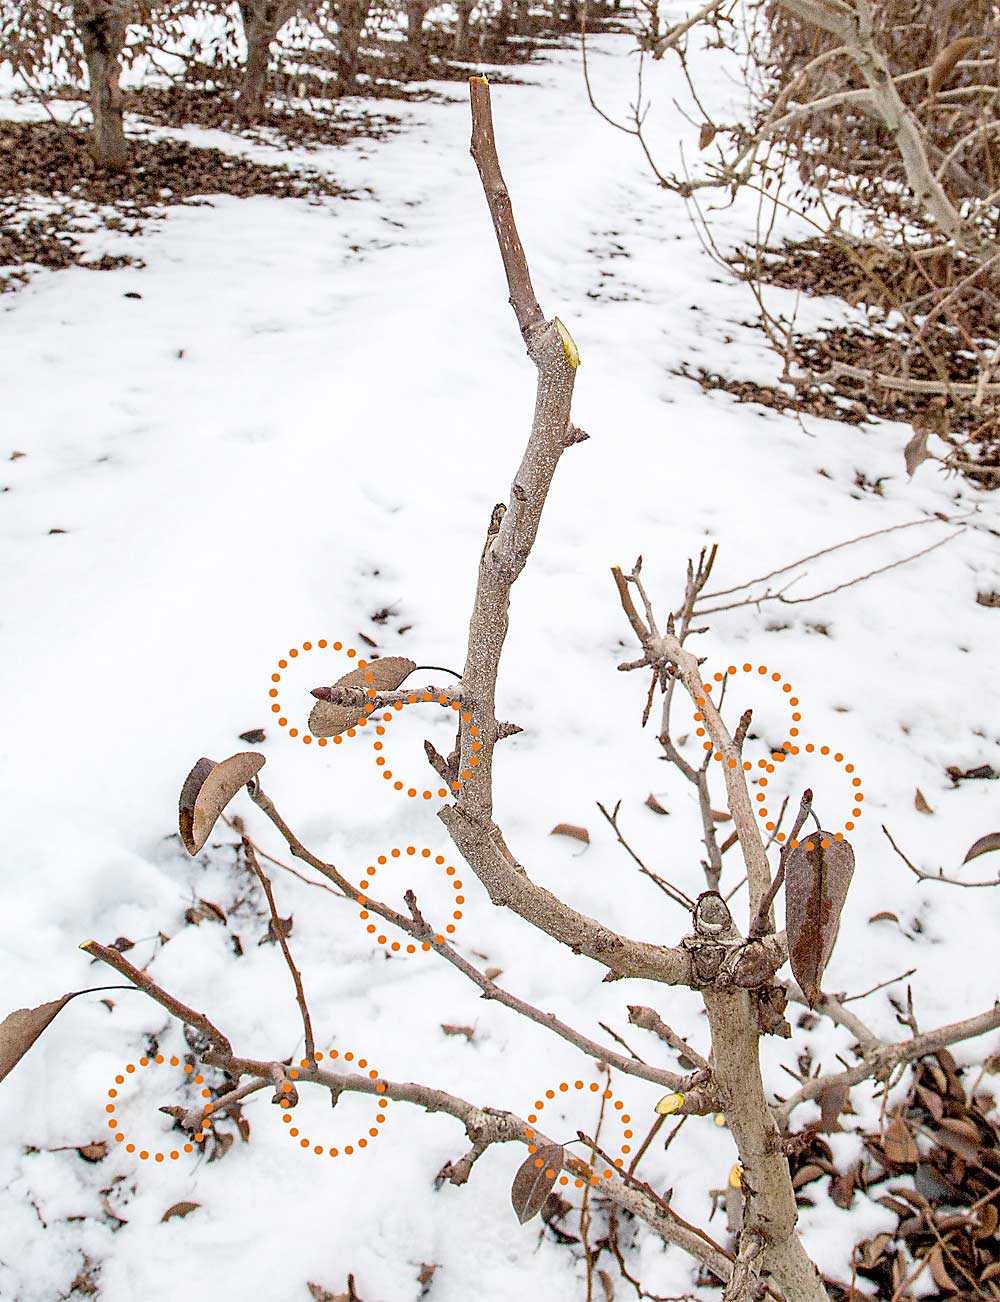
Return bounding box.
[585,0,1000,479]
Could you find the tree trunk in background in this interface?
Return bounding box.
[513,0,530,36]
[453,0,472,57]
[496,0,514,44]
[237,1,298,121]
[405,0,430,74]
[335,0,371,91]
[72,0,129,170]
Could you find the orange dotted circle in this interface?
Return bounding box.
[268,641,481,802]
[269,640,373,748]
[695,664,864,841]
[369,679,481,802]
[524,1079,632,1188]
[104,1055,214,1162]
[279,1049,388,1157]
[694,664,799,761]
[355,847,462,952]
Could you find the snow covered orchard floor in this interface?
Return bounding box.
[1,13,999,1301]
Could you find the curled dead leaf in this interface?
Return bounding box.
[883,1114,919,1165]
[914,788,934,814]
[1,992,82,1084]
[161,1200,200,1222]
[904,428,932,477]
[964,831,1000,864]
[928,35,980,96]
[792,1162,826,1189]
[511,1143,564,1224]
[178,752,265,856]
[645,793,669,815]
[440,1024,475,1041]
[698,121,717,149]
[309,656,416,737]
[550,823,590,844]
[785,834,855,1006]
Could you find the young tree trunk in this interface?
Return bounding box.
[453,0,472,58]
[513,0,531,36]
[404,0,430,74]
[237,1,298,122]
[493,0,514,49]
[335,0,372,91]
[702,988,830,1302]
[72,0,129,170]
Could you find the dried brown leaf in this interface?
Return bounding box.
[817,1080,851,1133]
[598,1268,615,1302]
[928,36,980,96]
[914,788,934,814]
[785,834,855,1006]
[484,967,503,981]
[161,1200,200,1222]
[927,1245,959,1293]
[792,1162,826,1188]
[309,656,416,737]
[645,794,669,815]
[904,428,932,477]
[77,1142,108,1162]
[550,823,590,844]
[915,1085,944,1122]
[698,121,717,149]
[868,911,899,924]
[883,1114,919,1165]
[963,831,1000,863]
[417,1263,438,1288]
[511,1144,564,1224]
[178,752,265,856]
[440,1024,474,1040]
[1,992,77,1084]
[857,1233,893,1270]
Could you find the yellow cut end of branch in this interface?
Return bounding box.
[470,75,489,85]
[554,317,581,369]
[714,1112,727,1127]
[728,1163,743,1189]
[79,941,94,950]
[654,1092,685,1115]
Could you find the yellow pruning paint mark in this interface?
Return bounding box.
[714,1112,728,1127]
[729,1163,743,1189]
[471,75,489,85]
[554,317,581,369]
[654,1092,685,1115]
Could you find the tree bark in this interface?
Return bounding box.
[334,0,372,91]
[405,0,431,74]
[491,0,515,50]
[237,1,298,122]
[72,0,129,170]
[453,0,472,58]
[702,988,830,1302]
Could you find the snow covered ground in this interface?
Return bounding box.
[1,11,999,1300]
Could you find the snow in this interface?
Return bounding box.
[2,9,1000,1300]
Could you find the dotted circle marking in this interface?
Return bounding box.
[694,664,864,841]
[104,1056,215,1162]
[270,640,378,746]
[356,847,463,952]
[524,1081,633,1188]
[280,1050,388,1157]
[368,675,482,802]
[268,641,482,802]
